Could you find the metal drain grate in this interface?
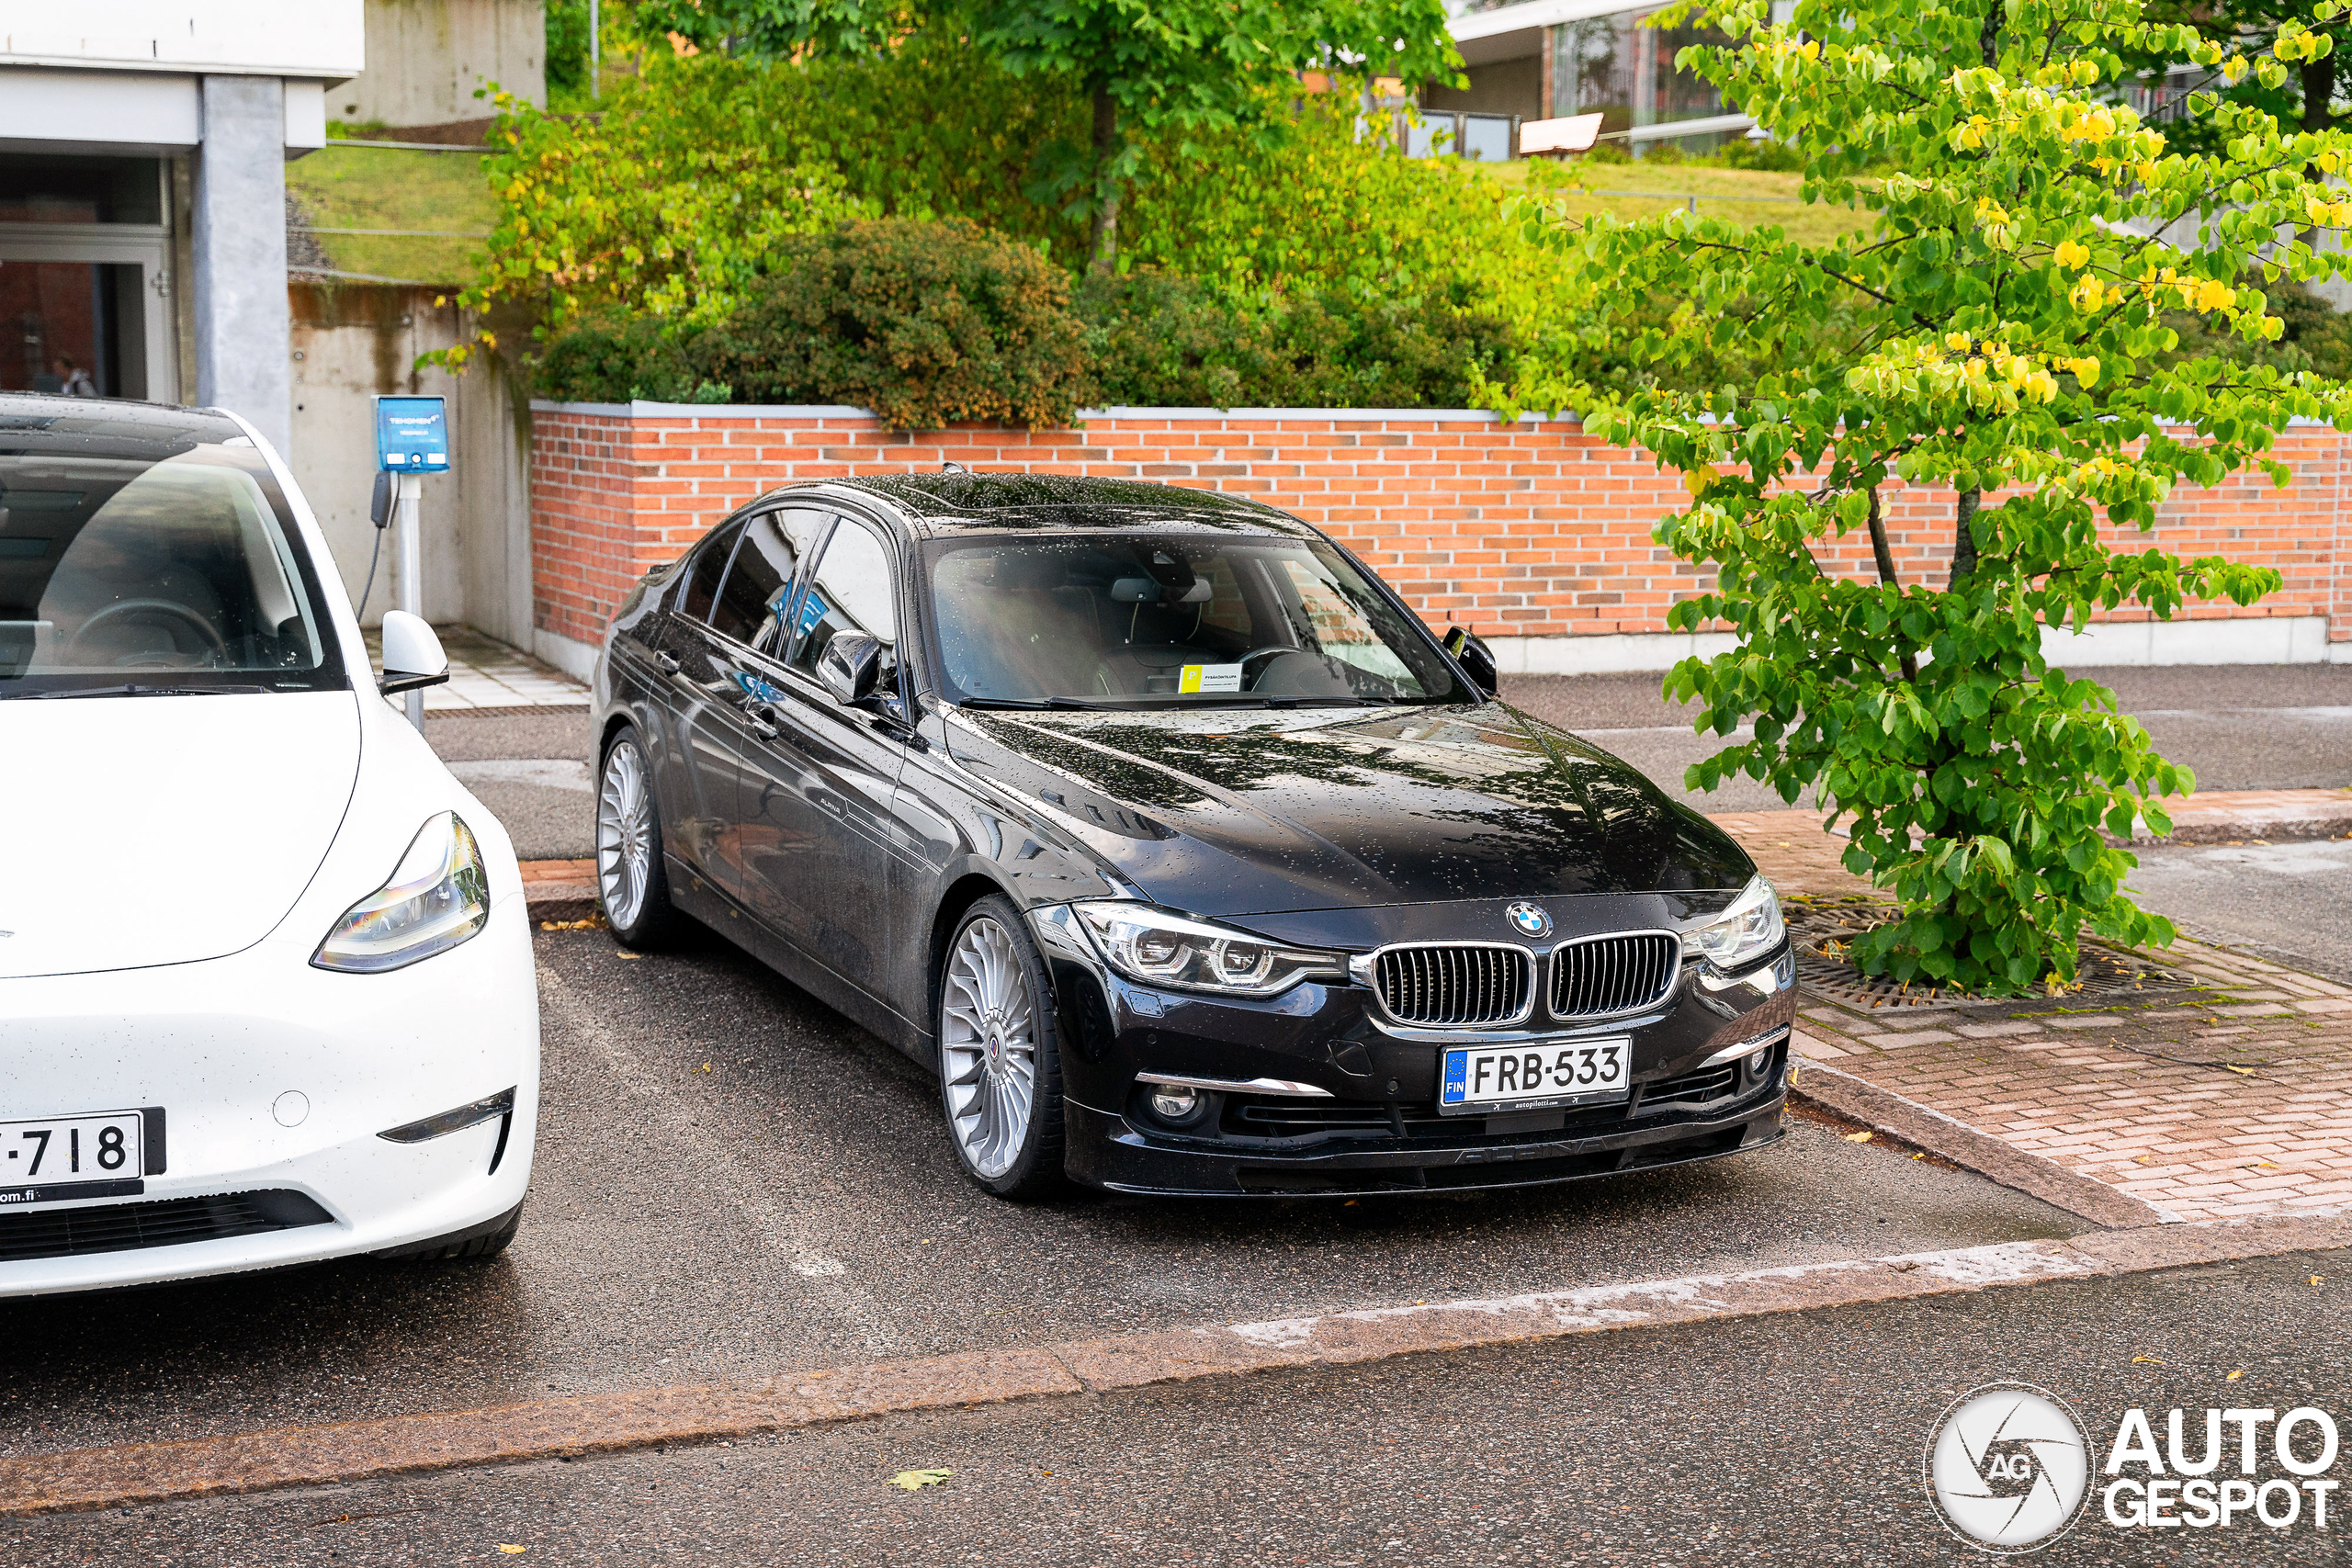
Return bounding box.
[1787,897,2202,1013]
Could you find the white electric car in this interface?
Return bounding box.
[0,395,538,1296]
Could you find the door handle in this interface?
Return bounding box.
[745,714,778,740]
[652,650,683,673]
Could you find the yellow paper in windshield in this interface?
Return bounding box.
[1179,663,1244,694]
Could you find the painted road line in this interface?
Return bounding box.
[5,1211,2349,1518]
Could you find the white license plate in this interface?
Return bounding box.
[1440,1039,1630,1113]
[0,1109,149,1205]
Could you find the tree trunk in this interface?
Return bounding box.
[2303,56,2336,134]
[1088,83,1121,276]
[1865,486,1920,682]
[1951,488,1981,588]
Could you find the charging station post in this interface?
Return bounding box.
[373,396,450,730]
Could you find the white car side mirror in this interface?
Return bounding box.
[379,610,450,696]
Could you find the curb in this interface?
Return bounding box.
[1788,1058,2177,1229]
[6,1212,2346,1518]
[2135,810,2352,846]
[520,860,598,925]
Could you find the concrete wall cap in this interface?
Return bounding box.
[527,399,1584,425]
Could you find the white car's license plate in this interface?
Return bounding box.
[1440,1039,1630,1114]
[0,1109,152,1205]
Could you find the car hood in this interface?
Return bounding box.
[0,692,361,979]
[943,701,1753,917]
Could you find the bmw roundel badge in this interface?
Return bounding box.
[1505,901,1553,939]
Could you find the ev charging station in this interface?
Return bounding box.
[373,396,449,729]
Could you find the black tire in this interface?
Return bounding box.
[936,895,1069,1200]
[376,1201,523,1262]
[596,726,678,950]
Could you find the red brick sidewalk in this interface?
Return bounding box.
[1710,807,2352,1224]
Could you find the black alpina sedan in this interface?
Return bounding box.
[590,474,1797,1198]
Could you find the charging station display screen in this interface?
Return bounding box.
[376,397,450,472]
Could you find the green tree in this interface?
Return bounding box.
[2134,0,2351,143]
[1521,0,2352,991]
[625,0,1461,271]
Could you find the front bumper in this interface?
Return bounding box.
[1067,1062,1788,1196]
[0,894,539,1297]
[1046,912,1799,1197]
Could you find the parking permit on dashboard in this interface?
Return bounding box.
[1179,663,1244,694]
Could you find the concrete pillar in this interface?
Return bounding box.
[191,74,292,457]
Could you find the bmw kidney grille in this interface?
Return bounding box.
[1374,945,1532,1027]
[1550,932,1679,1019]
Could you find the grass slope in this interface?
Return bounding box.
[285,143,498,286]
[1482,158,1877,249]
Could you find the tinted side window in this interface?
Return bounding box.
[709,512,806,647]
[677,519,745,624]
[787,519,898,677]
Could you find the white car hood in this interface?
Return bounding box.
[0,692,361,979]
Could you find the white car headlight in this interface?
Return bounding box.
[1684,874,1785,972]
[312,812,491,974]
[1068,901,1344,998]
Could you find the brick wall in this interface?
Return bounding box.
[527,402,2351,667]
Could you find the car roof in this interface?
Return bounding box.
[807,473,1324,541]
[0,395,246,461]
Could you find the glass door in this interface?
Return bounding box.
[0,155,177,403]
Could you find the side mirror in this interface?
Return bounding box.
[1442,626,1500,700]
[379,609,450,696]
[817,629,883,707]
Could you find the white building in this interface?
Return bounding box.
[1403,0,1781,160]
[0,6,368,456]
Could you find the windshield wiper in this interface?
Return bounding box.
[17,683,270,700]
[956,695,1114,711]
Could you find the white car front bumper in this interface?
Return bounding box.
[0,891,539,1297]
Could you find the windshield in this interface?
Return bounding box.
[0,447,344,695]
[925,535,1464,707]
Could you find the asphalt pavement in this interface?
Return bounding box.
[426,710,595,862]
[1504,663,2352,812]
[2124,838,2352,987]
[19,1246,2348,1564]
[0,926,2085,1463]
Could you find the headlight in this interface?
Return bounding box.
[312,812,491,974]
[1684,874,1784,971]
[1068,901,1345,998]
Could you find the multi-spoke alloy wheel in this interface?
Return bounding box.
[938,898,1064,1195]
[595,731,673,946]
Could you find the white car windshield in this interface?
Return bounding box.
[925,535,1465,707]
[0,447,343,695]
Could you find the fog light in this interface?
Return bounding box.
[1149,1085,1202,1121]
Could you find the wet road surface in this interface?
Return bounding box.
[0,925,2084,1461]
[19,1246,2346,1564]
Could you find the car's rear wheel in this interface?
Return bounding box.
[597,728,676,949]
[938,896,1067,1199]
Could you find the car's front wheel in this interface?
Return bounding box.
[938,896,1068,1199]
[596,728,678,949]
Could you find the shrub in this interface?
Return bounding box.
[534,315,732,404]
[1076,270,1520,409]
[1711,136,1804,172]
[695,219,1091,430]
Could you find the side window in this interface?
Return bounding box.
[709,511,810,649]
[676,518,746,624]
[787,519,898,679]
